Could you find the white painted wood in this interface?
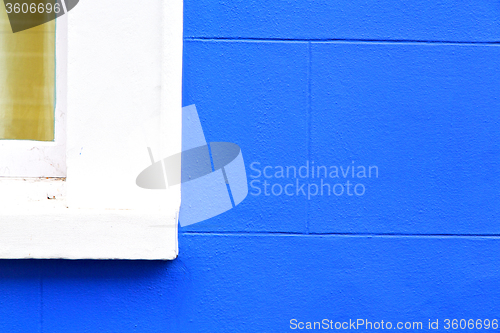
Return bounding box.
[161,0,183,161]
[0,178,178,259]
[0,0,183,259]
[0,209,178,260]
[0,178,66,210]
[0,15,67,177]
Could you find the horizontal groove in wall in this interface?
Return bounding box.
[181,231,500,238]
[184,37,500,46]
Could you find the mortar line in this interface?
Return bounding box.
[185,37,500,46]
[40,264,43,333]
[306,41,312,234]
[182,231,500,238]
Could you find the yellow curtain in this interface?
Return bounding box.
[0,7,55,141]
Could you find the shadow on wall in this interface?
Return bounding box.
[0,258,189,280]
[0,258,192,331]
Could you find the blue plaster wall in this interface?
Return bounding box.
[2,2,500,332]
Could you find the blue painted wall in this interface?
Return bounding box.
[2,1,500,332]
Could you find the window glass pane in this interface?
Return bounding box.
[0,8,55,141]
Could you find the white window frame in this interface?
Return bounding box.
[0,0,182,260]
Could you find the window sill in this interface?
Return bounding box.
[0,178,178,260]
